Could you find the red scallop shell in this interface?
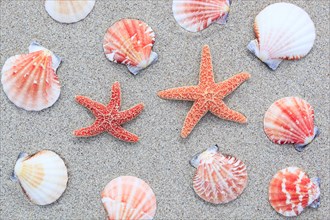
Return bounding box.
[191,145,248,204]
[264,97,319,151]
[269,167,320,217]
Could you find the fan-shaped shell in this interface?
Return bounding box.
[190,145,248,204]
[11,150,68,206]
[45,0,95,23]
[264,97,319,152]
[172,0,231,32]
[101,176,157,220]
[269,167,320,217]
[247,3,316,70]
[103,19,158,75]
[1,42,61,111]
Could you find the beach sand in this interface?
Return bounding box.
[1,0,329,219]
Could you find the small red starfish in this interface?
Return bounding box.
[158,45,251,138]
[74,82,144,142]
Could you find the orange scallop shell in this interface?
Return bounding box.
[172,0,231,32]
[1,42,61,111]
[264,97,319,151]
[103,19,158,75]
[101,176,157,220]
[190,145,248,204]
[269,167,320,217]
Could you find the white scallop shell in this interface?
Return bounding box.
[12,150,68,205]
[1,42,61,111]
[247,3,316,70]
[45,0,95,23]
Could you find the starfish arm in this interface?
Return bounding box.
[74,120,106,137]
[217,72,251,98]
[107,81,121,111]
[157,86,201,101]
[209,100,247,123]
[75,96,107,115]
[181,99,209,138]
[117,103,144,124]
[107,125,139,143]
[199,45,215,85]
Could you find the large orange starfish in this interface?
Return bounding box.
[158,45,251,138]
[74,82,144,142]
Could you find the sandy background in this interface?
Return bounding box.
[1,0,329,219]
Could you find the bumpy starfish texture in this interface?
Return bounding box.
[74,82,144,143]
[158,45,251,138]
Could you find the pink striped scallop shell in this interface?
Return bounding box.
[190,145,248,204]
[103,19,158,75]
[45,0,95,23]
[101,176,157,220]
[172,0,231,32]
[1,42,61,111]
[269,167,320,217]
[264,97,319,152]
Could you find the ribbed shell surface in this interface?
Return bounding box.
[14,150,68,205]
[264,97,317,146]
[45,0,95,23]
[269,167,320,217]
[248,2,316,70]
[172,0,231,32]
[101,176,157,220]
[193,153,247,204]
[103,19,157,75]
[1,49,61,111]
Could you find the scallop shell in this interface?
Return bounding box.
[103,19,158,75]
[190,145,248,204]
[172,0,231,32]
[45,0,95,23]
[101,176,157,220]
[11,150,68,206]
[1,42,61,111]
[269,167,320,217]
[264,97,319,152]
[247,3,316,70]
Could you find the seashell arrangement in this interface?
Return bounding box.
[11,150,68,206]
[190,145,248,204]
[101,176,157,220]
[103,19,158,75]
[172,0,231,32]
[264,97,319,152]
[2,1,325,218]
[1,42,61,111]
[247,3,316,70]
[45,0,95,23]
[269,167,320,217]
